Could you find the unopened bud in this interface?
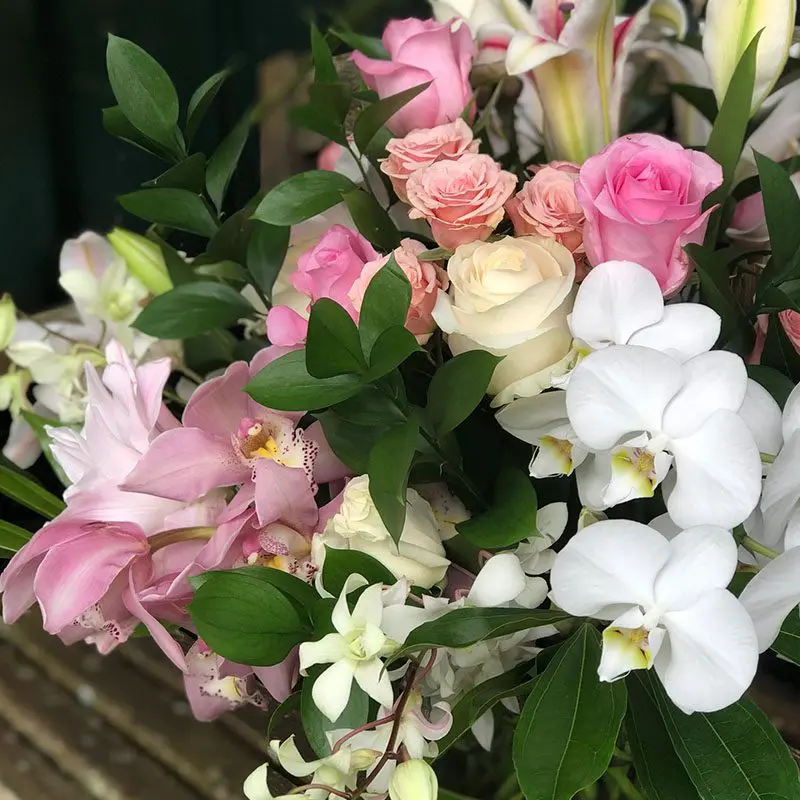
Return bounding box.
[0,294,16,351]
[389,760,438,800]
[107,228,173,296]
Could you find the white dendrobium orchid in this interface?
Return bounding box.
[703,0,796,116]
[389,759,439,800]
[566,345,762,528]
[243,764,300,800]
[503,0,687,161]
[550,520,759,713]
[299,576,399,722]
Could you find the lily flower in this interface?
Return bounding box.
[550,520,759,713]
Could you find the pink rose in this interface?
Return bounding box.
[381,119,479,202]
[352,18,476,136]
[349,238,449,342]
[266,225,377,346]
[780,311,800,354]
[406,153,518,249]
[576,133,723,296]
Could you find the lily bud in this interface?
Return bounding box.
[703,0,796,115]
[107,228,173,296]
[389,760,438,800]
[0,293,16,351]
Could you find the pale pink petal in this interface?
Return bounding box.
[305,421,351,484]
[183,362,251,438]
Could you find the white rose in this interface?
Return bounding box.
[317,475,450,589]
[432,235,575,407]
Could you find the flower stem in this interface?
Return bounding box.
[742,536,780,560]
[761,452,776,464]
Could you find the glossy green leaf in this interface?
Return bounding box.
[193,260,251,286]
[247,221,290,299]
[133,281,255,338]
[246,350,362,411]
[0,464,65,520]
[457,469,537,549]
[252,171,357,226]
[316,407,394,473]
[368,416,419,543]
[19,410,71,487]
[353,82,432,156]
[306,298,366,378]
[670,84,718,124]
[0,520,33,556]
[147,233,196,285]
[321,547,397,597]
[102,106,174,161]
[206,110,252,211]
[331,28,390,59]
[106,34,182,158]
[513,625,627,800]
[358,256,411,356]
[143,153,207,193]
[186,67,232,145]
[343,189,401,250]
[762,312,800,383]
[772,609,800,666]
[310,23,338,84]
[426,350,501,437]
[118,188,219,237]
[626,672,701,800]
[366,326,420,381]
[205,208,252,265]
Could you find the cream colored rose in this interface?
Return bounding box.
[314,475,450,589]
[433,235,576,407]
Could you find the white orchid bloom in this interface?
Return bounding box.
[703,0,796,116]
[389,760,438,800]
[243,764,302,800]
[550,520,759,713]
[566,344,762,528]
[515,502,568,576]
[299,576,399,722]
[504,0,687,161]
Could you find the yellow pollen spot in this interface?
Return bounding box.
[240,421,281,461]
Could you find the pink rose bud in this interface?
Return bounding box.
[406,153,518,249]
[381,119,480,202]
[780,310,800,354]
[352,18,476,136]
[349,238,449,342]
[576,133,723,296]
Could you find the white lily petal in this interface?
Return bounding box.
[703,0,795,115]
[549,520,670,618]
[737,378,783,458]
[662,351,748,438]
[668,410,762,529]
[312,660,357,723]
[740,547,800,651]
[628,304,721,363]
[566,346,682,451]
[354,658,395,709]
[469,554,527,607]
[745,79,800,166]
[496,390,569,445]
[654,526,738,612]
[299,633,350,673]
[657,589,758,713]
[505,32,568,75]
[570,261,665,348]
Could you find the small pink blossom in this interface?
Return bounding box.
[349,239,448,342]
[406,153,518,249]
[576,133,723,296]
[381,120,479,202]
[352,18,475,136]
[780,311,800,354]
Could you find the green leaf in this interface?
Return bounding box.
[458,469,537,549]
[392,607,571,663]
[118,188,219,238]
[147,233,196,285]
[133,281,254,338]
[206,110,252,212]
[331,28,390,59]
[343,189,401,250]
[252,171,357,227]
[205,208,252,265]
[317,403,396,473]
[703,32,762,243]
[773,610,800,666]
[301,670,369,758]
[19,410,71,487]
[106,34,182,158]
[366,326,421,381]
[0,520,33,556]
[670,84,718,124]
[193,260,251,286]
[358,256,411,357]
[0,464,65,520]
[186,67,231,145]
[513,625,627,800]
[102,106,174,161]
[246,350,362,411]
[762,313,800,383]
[626,672,701,800]
[321,547,397,596]
[437,791,481,800]
[747,365,797,408]
[189,569,312,666]
[143,153,207,193]
[353,82,432,156]
[368,416,419,543]
[426,350,501,437]
[306,298,366,378]
[247,221,289,299]
[310,23,339,84]
[640,670,800,800]
[267,691,301,743]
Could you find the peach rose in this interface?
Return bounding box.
[406,153,517,249]
[349,238,448,342]
[380,120,479,202]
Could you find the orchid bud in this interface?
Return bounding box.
[703,0,796,115]
[107,228,173,296]
[389,760,438,800]
[0,293,16,351]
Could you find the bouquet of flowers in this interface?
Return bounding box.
[3,0,800,798]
